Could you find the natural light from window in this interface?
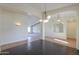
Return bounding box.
[27,27,31,33]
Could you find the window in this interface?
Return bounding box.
[54,23,64,33]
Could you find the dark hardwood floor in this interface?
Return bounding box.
[1,40,79,55]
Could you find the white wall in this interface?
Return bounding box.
[0,7,40,45]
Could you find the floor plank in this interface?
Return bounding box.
[1,40,79,55]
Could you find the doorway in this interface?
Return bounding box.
[67,18,76,48]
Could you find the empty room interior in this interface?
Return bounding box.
[0,3,79,55]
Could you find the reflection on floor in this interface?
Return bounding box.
[46,37,76,48]
[45,37,68,46]
[1,40,79,55]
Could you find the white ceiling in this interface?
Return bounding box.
[0,3,76,17]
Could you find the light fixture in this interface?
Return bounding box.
[39,4,51,23]
[57,19,61,22]
[39,19,43,22]
[43,20,49,23]
[15,22,21,26]
[39,19,49,23]
[56,13,62,22]
[47,15,51,19]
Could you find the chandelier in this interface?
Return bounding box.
[39,4,51,23]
